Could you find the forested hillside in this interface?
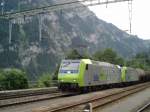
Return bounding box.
[0,0,149,80]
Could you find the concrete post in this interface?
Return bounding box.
[83,103,92,112]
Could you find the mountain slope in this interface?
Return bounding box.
[0,0,149,80]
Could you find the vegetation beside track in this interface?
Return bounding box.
[0,69,28,90]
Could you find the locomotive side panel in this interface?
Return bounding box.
[103,65,121,84]
[83,64,121,87]
[126,68,139,82]
[84,64,106,86]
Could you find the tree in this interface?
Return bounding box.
[127,52,150,70]
[101,48,117,63]
[66,49,90,59]
[0,69,28,90]
[37,73,52,87]
[93,48,124,65]
[115,57,124,66]
[93,51,103,61]
[66,49,82,59]
[127,59,144,69]
[52,64,60,80]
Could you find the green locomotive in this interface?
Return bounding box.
[58,59,145,90]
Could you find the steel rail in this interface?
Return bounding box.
[0,91,76,107]
[136,102,150,112]
[0,87,58,100]
[92,84,150,109]
[0,0,132,19]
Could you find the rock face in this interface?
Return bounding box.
[0,0,149,80]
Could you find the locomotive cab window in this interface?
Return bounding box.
[86,64,88,70]
[59,60,80,74]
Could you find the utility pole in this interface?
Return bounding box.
[128,0,132,34]
[18,0,20,11]
[1,0,4,15]
[38,14,42,42]
[9,19,12,44]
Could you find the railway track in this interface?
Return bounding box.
[136,102,150,112]
[86,83,150,112]
[0,87,75,107]
[0,87,58,100]
[33,82,150,112]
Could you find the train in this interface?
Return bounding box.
[57,59,149,91]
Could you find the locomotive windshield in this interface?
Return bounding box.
[59,60,80,74]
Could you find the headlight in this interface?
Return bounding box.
[73,79,76,82]
[67,71,71,73]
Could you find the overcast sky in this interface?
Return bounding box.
[88,0,150,40]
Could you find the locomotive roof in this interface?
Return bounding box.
[92,60,114,67]
[81,59,115,67]
[62,59,117,67]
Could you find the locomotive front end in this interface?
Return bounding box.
[58,60,81,90]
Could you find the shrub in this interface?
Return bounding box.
[0,68,28,90]
[37,73,52,87]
